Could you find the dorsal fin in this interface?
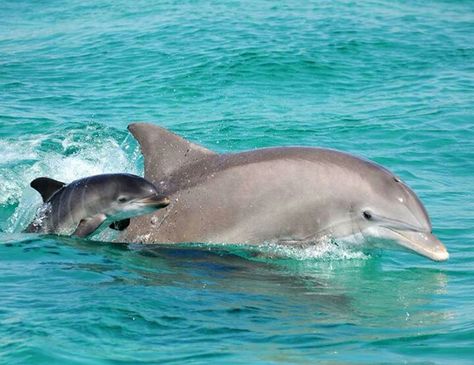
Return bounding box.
[30,177,66,202]
[128,123,216,183]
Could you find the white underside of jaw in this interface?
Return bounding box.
[360,225,449,261]
[386,228,449,261]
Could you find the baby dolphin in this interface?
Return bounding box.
[26,173,170,237]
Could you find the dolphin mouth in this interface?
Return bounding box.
[386,228,449,262]
[137,194,170,208]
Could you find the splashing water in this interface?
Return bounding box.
[0,123,142,233]
[24,202,52,232]
[255,239,370,261]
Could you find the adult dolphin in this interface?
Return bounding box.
[26,173,170,237]
[120,123,448,261]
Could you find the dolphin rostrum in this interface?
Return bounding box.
[120,123,448,262]
[26,173,170,237]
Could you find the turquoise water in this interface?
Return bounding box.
[1,0,473,363]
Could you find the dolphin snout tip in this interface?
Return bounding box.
[139,195,170,208]
[431,245,449,262]
[153,195,170,208]
[424,234,449,262]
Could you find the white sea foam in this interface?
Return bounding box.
[253,237,369,261]
[27,203,52,232]
[0,139,41,165]
[187,236,370,262]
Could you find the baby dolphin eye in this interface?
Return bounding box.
[363,211,373,220]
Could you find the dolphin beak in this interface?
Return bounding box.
[138,194,170,208]
[387,228,449,261]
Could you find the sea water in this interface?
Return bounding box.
[1,0,473,363]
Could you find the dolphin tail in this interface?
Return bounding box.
[128,123,216,183]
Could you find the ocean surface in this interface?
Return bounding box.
[1,0,473,363]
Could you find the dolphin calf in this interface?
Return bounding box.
[120,123,448,261]
[26,173,170,237]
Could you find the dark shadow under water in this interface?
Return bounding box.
[4,234,450,323]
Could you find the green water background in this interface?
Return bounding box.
[1,0,473,363]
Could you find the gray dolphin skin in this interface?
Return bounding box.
[120,123,448,262]
[26,173,170,237]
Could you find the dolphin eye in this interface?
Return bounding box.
[118,197,127,203]
[363,211,373,220]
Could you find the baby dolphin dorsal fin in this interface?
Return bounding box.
[128,123,216,183]
[30,177,66,202]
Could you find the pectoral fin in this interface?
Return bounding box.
[73,214,107,238]
[109,218,130,231]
